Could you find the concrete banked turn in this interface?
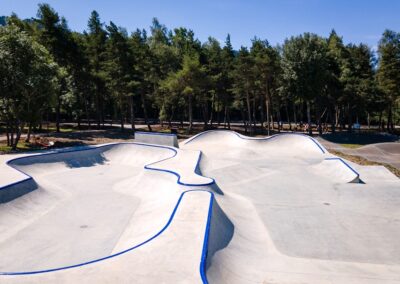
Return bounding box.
[0,142,219,283]
[0,131,399,284]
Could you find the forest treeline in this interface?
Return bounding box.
[1,4,399,149]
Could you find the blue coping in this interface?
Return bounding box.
[200,190,213,284]
[0,143,215,282]
[183,130,326,154]
[145,150,215,186]
[135,131,177,137]
[1,141,213,191]
[0,189,214,284]
[324,157,360,179]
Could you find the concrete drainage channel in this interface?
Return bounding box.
[0,131,399,283]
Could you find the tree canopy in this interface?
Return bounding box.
[1,5,399,142]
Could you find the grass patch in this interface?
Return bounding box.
[340,143,363,149]
[0,142,42,153]
[331,150,400,178]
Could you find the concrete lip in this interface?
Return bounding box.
[0,130,399,283]
[182,130,400,284]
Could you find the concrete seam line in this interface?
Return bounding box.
[183,129,326,154]
[0,189,214,284]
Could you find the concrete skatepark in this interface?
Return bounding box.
[0,130,399,283]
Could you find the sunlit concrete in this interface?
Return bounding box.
[0,131,399,283]
[181,130,400,284]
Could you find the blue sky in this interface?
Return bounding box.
[1,0,399,50]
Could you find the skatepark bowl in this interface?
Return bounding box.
[0,130,399,283]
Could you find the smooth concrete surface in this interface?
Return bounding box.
[181,130,400,284]
[0,131,399,283]
[0,143,215,283]
[134,131,179,147]
[343,142,400,169]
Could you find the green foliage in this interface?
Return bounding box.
[377,30,400,130]
[0,4,399,137]
[0,24,58,148]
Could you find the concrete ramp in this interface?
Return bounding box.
[1,130,399,283]
[1,190,216,284]
[312,158,360,183]
[183,130,327,158]
[181,130,400,284]
[0,141,234,283]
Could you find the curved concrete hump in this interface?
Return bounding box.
[135,131,179,147]
[145,150,215,186]
[313,158,360,183]
[182,130,327,156]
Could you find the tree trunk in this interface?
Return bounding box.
[285,102,291,131]
[227,107,231,130]
[317,106,322,136]
[188,93,193,133]
[12,122,24,150]
[259,94,265,130]
[378,110,383,131]
[252,94,257,130]
[129,96,135,131]
[56,93,61,133]
[347,103,353,133]
[277,108,282,133]
[140,93,152,131]
[25,122,32,143]
[202,101,209,130]
[265,85,271,136]
[10,124,14,147]
[241,108,247,134]
[335,105,340,128]
[224,106,231,130]
[387,102,393,132]
[209,93,215,127]
[331,108,336,134]
[223,106,227,128]
[96,90,101,129]
[6,121,10,146]
[306,101,312,136]
[85,98,91,130]
[246,92,253,135]
[293,102,297,131]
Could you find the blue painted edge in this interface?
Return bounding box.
[145,150,215,186]
[0,189,214,284]
[135,131,177,137]
[324,157,360,179]
[0,142,175,191]
[183,130,326,154]
[199,191,213,284]
[1,141,213,191]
